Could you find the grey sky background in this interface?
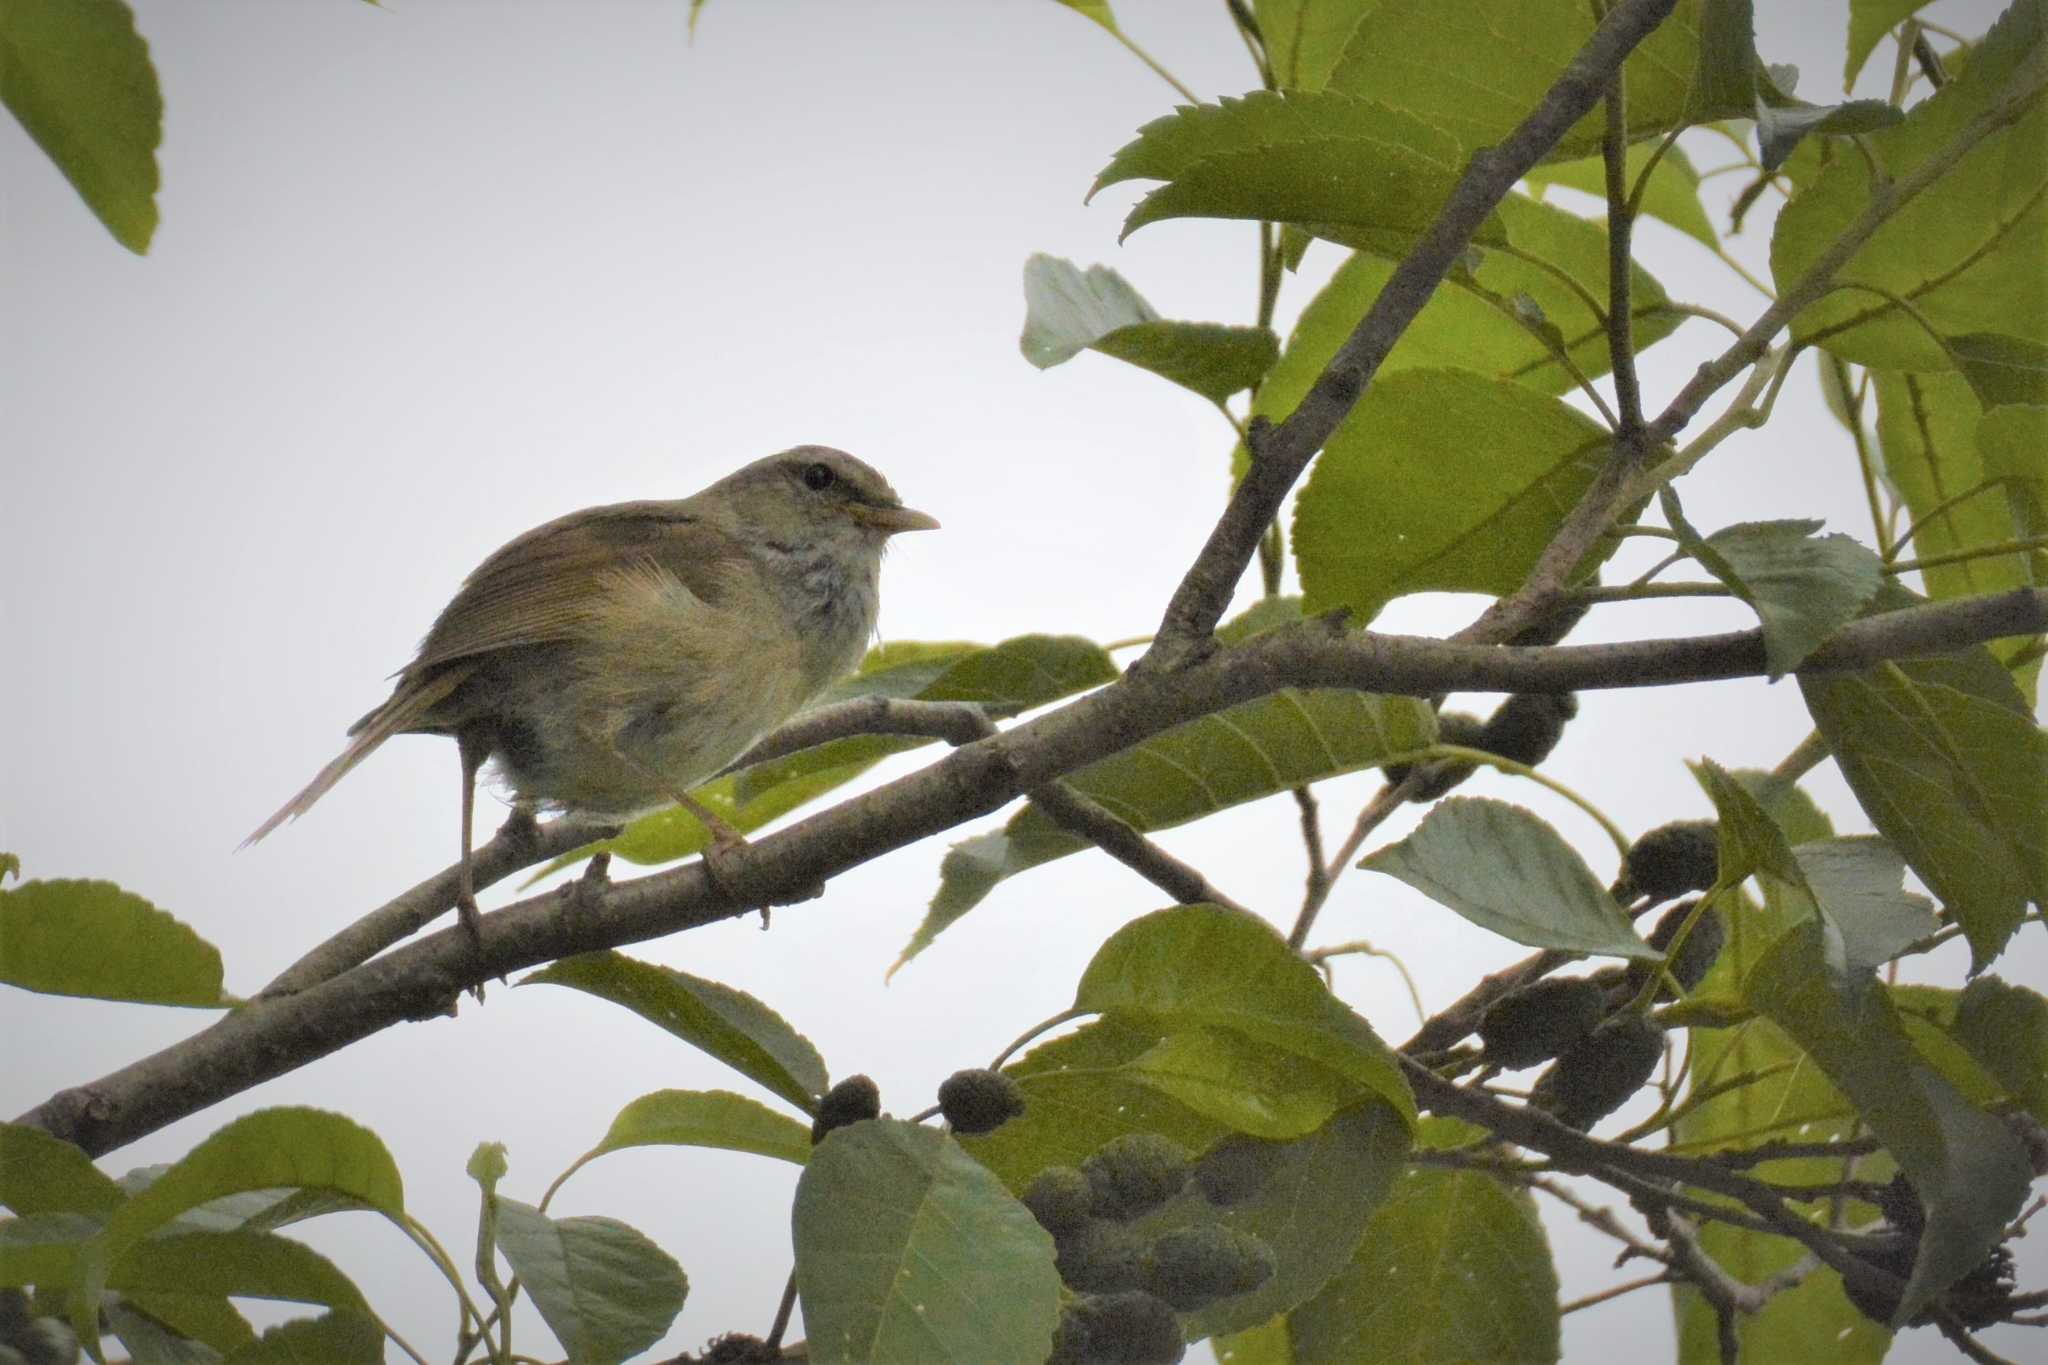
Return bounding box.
[3,1,2038,1361]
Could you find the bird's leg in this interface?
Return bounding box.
[456,731,490,952]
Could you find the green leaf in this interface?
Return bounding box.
[1745,919,2032,1323]
[794,1120,1060,1365]
[1247,197,1679,468]
[1095,90,1499,250]
[1951,975,2048,1122]
[1772,1,2048,368]
[1757,98,1905,173]
[1285,1159,1560,1363]
[522,952,826,1113]
[0,1123,125,1217]
[1360,798,1658,959]
[1692,519,1885,675]
[1215,1315,1293,1364]
[0,0,161,252]
[1525,141,1720,248]
[108,1293,255,1361]
[1950,332,2048,408]
[494,1201,687,1365]
[542,634,1116,876]
[112,1230,367,1312]
[0,879,225,1006]
[902,687,1433,965]
[1790,837,1938,979]
[1872,373,2039,664]
[1323,0,1756,161]
[1691,758,1805,887]
[584,1088,814,1167]
[221,1309,384,1364]
[1847,1,1938,88]
[1154,1101,1411,1342]
[1122,1026,1363,1141]
[1798,614,2048,970]
[1021,255,1279,403]
[1073,905,1416,1130]
[1055,0,1119,36]
[1252,0,1370,93]
[1292,369,1614,623]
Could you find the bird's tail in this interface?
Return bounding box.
[242,668,471,847]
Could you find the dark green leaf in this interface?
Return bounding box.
[0,1123,125,1217]
[902,689,1433,965]
[1094,91,1497,249]
[1293,369,1614,623]
[1773,1,2048,368]
[1324,0,1756,161]
[0,0,161,252]
[1950,332,2048,409]
[522,952,826,1112]
[794,1120,1060,1365]
[1361,798,1657,959]
[1692,758,1805,887]
[494,1200,687,1365]
[1798,615,2047,971]
[1745,919,2032,1323]
[112,1230,367,1312]
[585,1088,813,1166]
[221,1309,384,1364]
[1252,0,1370,93]
[1757,98,1905,173]
[1694,519,1884,675]
[108,1294,254,1362]
[1021,255,1279,403]
[1286,1155,1560,1362]
[1846,1,1938,87]
[1952,976,2048,1122]
[0,879,225,1007]
[1524,141,1719,248]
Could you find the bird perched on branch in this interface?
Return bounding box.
[247,446,938,936]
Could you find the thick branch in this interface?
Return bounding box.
[1144,0,1681,657]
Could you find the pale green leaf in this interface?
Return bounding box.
[794,1120,1059,1365]
[0,1123,126,1218]
[493,1201,686,1365]
[1690,519,1884,675]
[587,1088,813,1166]
[1021,255,1280,403]
[1361,798,1657,959]
[1847,1,1938,88]
[1252,0,1369,93]
[1525,141,1719,248]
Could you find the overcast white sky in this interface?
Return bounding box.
[3,1,2037,1361]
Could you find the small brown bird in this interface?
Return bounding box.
[247,446,937,932]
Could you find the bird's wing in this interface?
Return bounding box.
[404,500,749,677]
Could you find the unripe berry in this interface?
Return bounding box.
[1082,1134,1192,1222]
[937,1068,1024,1135]
[1531,1015,1665,1130]
[810,1075,880,1144]
[1477,977,1606,1069]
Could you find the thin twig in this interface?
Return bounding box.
[1601,71,1643,434]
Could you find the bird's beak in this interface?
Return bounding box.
[853,503,941,534]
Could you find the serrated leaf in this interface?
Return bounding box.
[221,1308,384,1364]
[1361,798,1657,959]
[0,879,225,1006]
[1285,1160,1560,1363]
[0,0,162,252]
[1324,0,1756,161]
[1773,1,2048,368]
[1798,610,2048,971]
[587,1088,813,1166]
[1525,140,1720,248]
[1847,1,1938,88]
[109,1294,253,1362]
[1757,97,1905,173]
[1292,369,1614,624]
[1073,905,1415,1129]
[1745,918,2031,1323]
[0,1123,125,1218]
[1021,255,1278,403]
[901,688,1433,966]
[1094,90,1500,249]
[1692,519,1885,676]
[1253,0,1370,94]
[494,1201,686,1365]
[522,952,826,1113]
[1952,975,2048,1121]
[794,1120,1059,1365]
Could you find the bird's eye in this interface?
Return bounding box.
[802,462,836,491]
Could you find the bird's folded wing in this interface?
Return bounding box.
[405,501,749,675]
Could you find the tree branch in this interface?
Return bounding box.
[1142,0,1682,660]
